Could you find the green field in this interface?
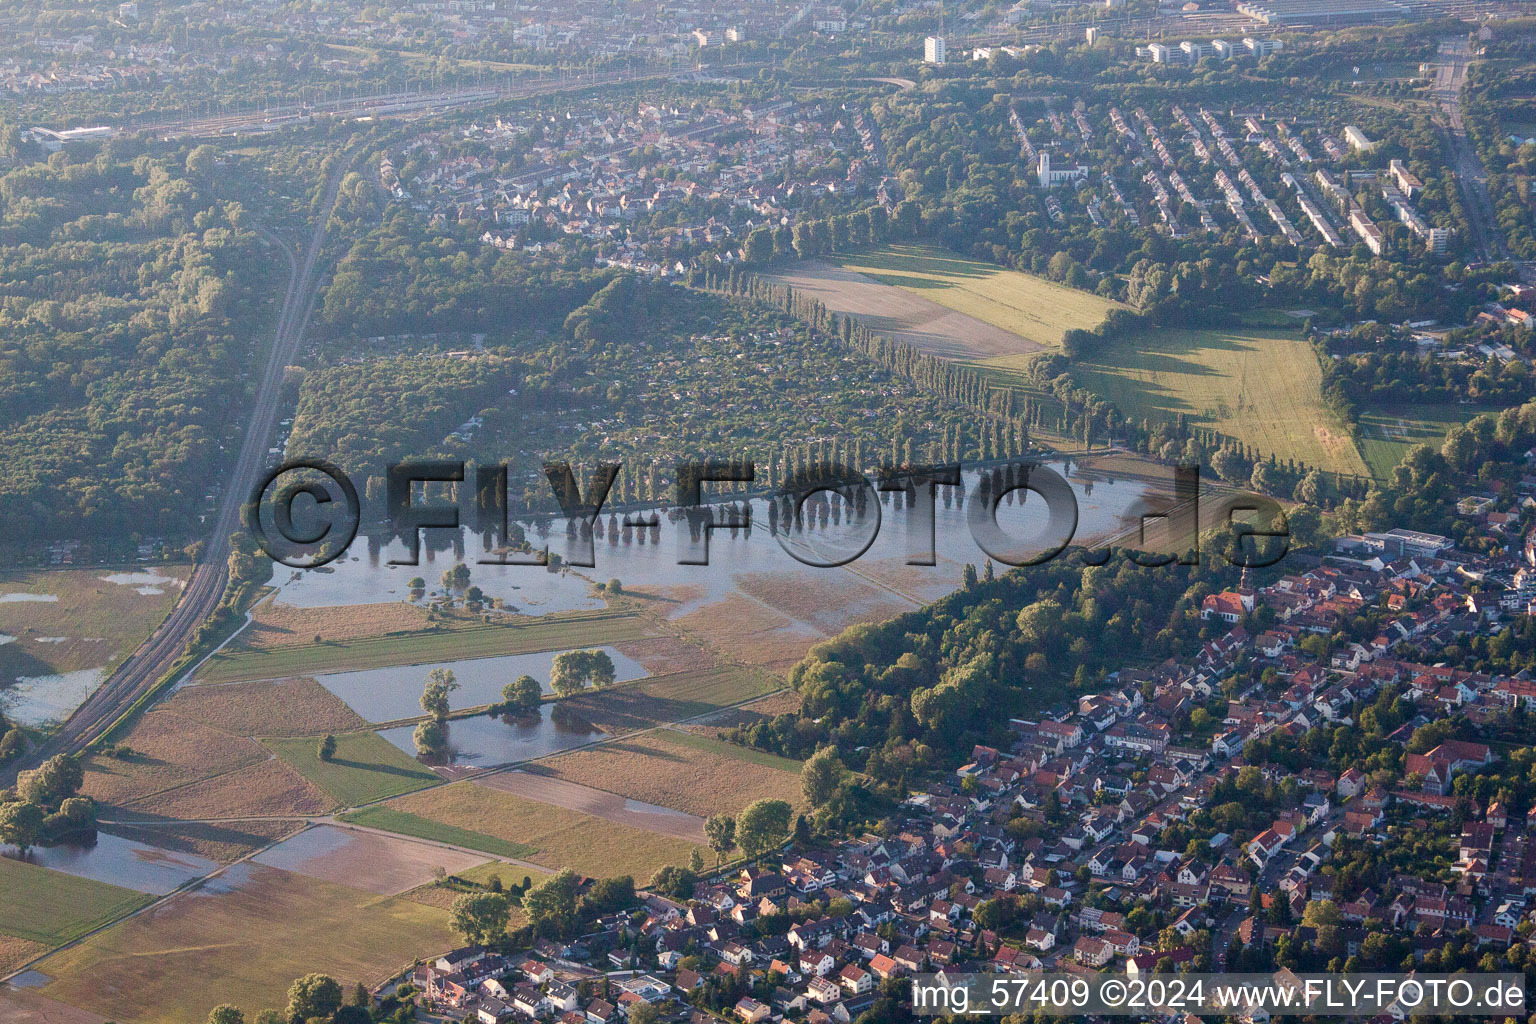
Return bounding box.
[662,729,804,772]
[197,610,654,683]
[832,243,1121,349]
[338,806,539,859]
[1358,404,1495,481]
[0,857,152,946]
[264,731,441,807]
[1071,325,1369,476]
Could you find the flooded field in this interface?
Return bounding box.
[251,825,485,895]
[309,645,648,723]
[270,465,1151,619]
[1,668,105,728]
[4,832,217,896]
[377,705,607,767]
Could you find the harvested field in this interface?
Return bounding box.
[380,782,705,881]
[734,572,914,635]
[162,677,367,737]
[263,731,440,807]
[0,987,109,1024]
[479,770,709,843]
[337,807,538,860]
[234,599,431,650]
[80,711,269,807]
[564,667,779,734]
[196,610,655,684]
[682,689,802,733]
[34,863,459,1024]
[761,245,1117,360]
[671,592,819,672]
[0,567,186,686]
[659,730,804,772]
[532,731,802,818]
[251,825,487,895]
[0,935,48,976]
[0,858,151,947]
[613,635,715,676]
[123,757,333,819]
[100,819,303,866]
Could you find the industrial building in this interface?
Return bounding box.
[1237,0,1410,25]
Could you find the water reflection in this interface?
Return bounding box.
[2,830,217,894]
[377,704,605,768]
[309,646,648,723]
[271,469,1153,620]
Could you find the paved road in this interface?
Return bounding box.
[7,152,359,780]
[1432,37,1508,263]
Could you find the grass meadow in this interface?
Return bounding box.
[0,857,152,947]
[265,731,441,807]
[831,244,1120,349]
[0,566,186,684]
[1357,404,1495,481]
[1070,325,1370,477]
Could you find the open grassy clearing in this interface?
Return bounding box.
[1357,403,1495,480]
[36,863,458,1024]
[400,863,551,921]
[1070,325,1370,477]
[734,571,913,635]
[196,610,654,683]
[159,677,368,738]
[337,806,538,860]
[761,247,1107,364]
[831,244,1122,349]
[0,857,152,947]
[264,731,441,807]
[379,781,705,881]
[0,567,186,684]
[533,731,803,818]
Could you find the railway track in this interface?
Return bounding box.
[7,152,359,779]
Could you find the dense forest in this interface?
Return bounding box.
[728,554,1251,789]
[0,143,275,543]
